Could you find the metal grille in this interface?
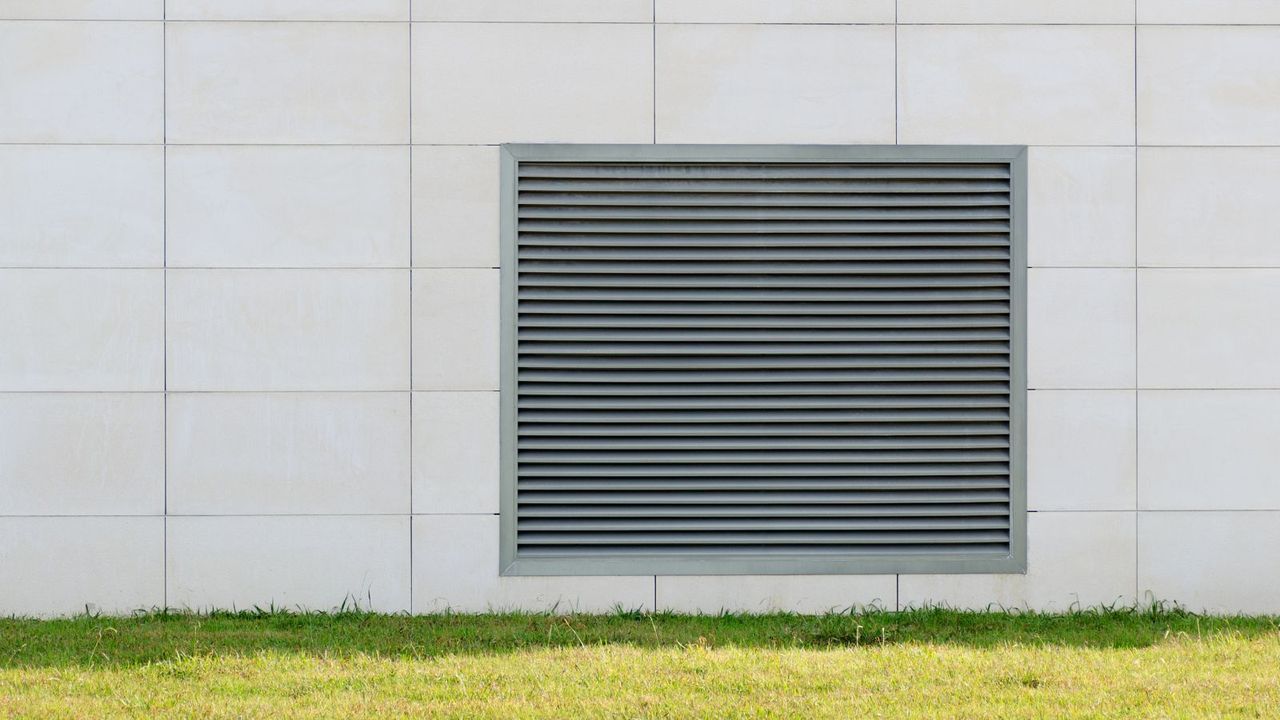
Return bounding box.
[500,145,1026,576]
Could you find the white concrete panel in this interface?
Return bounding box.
[1138,270,1280,389]
[413,0,650,21]
[1139,511,1280,614]
[0,517,164,618]
[0,270,163,391]
[1139,390,1280,510]
[168,393,410,515]
[166,22,409,144]
[898,26,1134,145]
[168,0,406,20]
[411,23,652,144]
[656,576,895,614]
[413,392,499,514]
[0,21,162,142]
[413,515,654,613]
[900,0,1134,23]
[0,393,163,515]
[0,145,163,268]
[411,146,500,269]
[1028,390,1136,511]
[412,269,499,391]
[900,512,1137,611]
[1029,147,1135,268]
[168,515,411,612]
[656,24,895,144]
[1028,269,1136,389]
[0,0,160,18]
[1139,27,1280,145]
[1139,0,1280,24]
[656,0,893,23]
[167,269,410,391]
[167,146,409,268]
[1138,148,1280,267]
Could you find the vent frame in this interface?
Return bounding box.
[499,144,1027,576]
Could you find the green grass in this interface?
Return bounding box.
[2,607,1279,718]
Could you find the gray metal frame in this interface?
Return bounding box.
[499,144,1028,577]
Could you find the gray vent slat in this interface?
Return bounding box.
[516,179,1010,194]
[520,471,1009,481]
[517,421,1009,437]
[518,489,1009,505]
[518,329,1009,342]
[517,163,1010,180]
[519,206,1010,221]
[518,383,1009,397]
[519,328,1008,342]
[518,247,1009,261]
[519,436,1009,450]
[517,260,1010,274]
[517,233,1009,247]
[518,408,1008,423]
[517,357,1010,370]
[508,150,1022,571]
[519,476,1009,491]
[517,301,1009,315]
[518,277,1011,290]
[518,530,1010,546]
[518,314,1011,328]
[514,285,1003,299]
[518,396,1009,410]
[519,517,1009,532]
[518,545,1010,557]
[519,219,1010,234]
[518,463,1009,478]
[519,368,1008,381]
[519,370,1009,385]
[518,192,1010,207]
[518,341,1008,356]
[518,503,1011,518]
[519,450,1008,464]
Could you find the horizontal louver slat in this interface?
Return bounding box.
[517,503,1011,518]
[517,162,1011,179]
[517,233,1010,247]
[517,546,1010,557]
[518,219,1011,234]
[518,383,1011,396]
[509,152,1019,570]
[518,206,1011,221]
[518,314,1011,328]
[517,477,1009,491]
[517,489,1010,504]
[518,192,1010,207]
[518,531,1010,545]
[516,179,1010,194]
[516,421,1010,437]
[519,517,1010,531]
[518,436,1009,449]
[518,247,1010,260]
[518,329,1010,342]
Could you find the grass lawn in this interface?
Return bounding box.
[2,607,1278,718]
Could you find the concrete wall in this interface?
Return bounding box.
[2,0,1279,616]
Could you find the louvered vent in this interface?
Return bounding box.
[500,145,1026,575]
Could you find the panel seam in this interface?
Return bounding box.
[1133,16,1141,606]
[407,6,415,615]
[161,2,168,613]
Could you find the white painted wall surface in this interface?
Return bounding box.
[2,0,1278,616]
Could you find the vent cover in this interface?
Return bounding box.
[500,145,1026,576]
